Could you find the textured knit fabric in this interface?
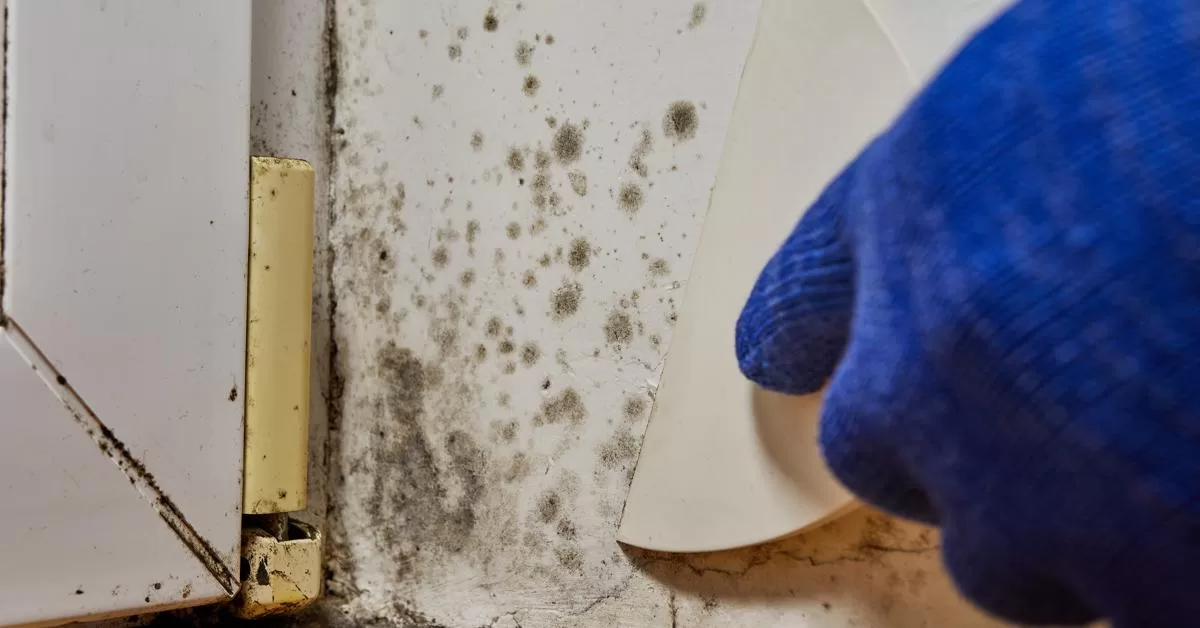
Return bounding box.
[735,0,1200,625]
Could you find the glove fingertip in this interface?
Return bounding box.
[735,302,847,395]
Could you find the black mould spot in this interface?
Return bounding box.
[432,84,445,100]
[390,182,406,212]
[649,257,670,276]
[466,219,481,244]
[551,282,582,319]
[515,40,534,66]
[476,344,488,361]
[74,589,84,595]
[568,170,587,196]
[556,547,583,571]
[545,33,556,45]
[498,339,515,354]
[552,123,584,164]
[556,518,577,539]
[372,343,485,570]
[535,387,586,425]
[470,131,484,152]
[460,269,476,287]
[56,374,68,386]
[506,148,525,172]
[689,2,708,28]
[630,128,654,177]
[486,316,503,337]
[432,246,449,268]
[228,386,238,402]
[152,582,162,591]
[618,183,644,213]
[604,310,634,344]
[598,430,639,469]
[457,26,470,40]
[624,396,647,421]
[522,270,537,288]
[521,343,540,366]
[448,44,463,60]
[545,115,558,128]
[483,7,499,31]
[568,237,591,272]
[506,222,522,239]
[664,100,699,142]
[419,29,429,39]
[522,75,541,97]
[537,491,561,522]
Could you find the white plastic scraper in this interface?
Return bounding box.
[618,0,1010,553]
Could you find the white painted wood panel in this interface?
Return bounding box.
[0,1,252,624]
[0,334,225,626]
[2,0,250,577]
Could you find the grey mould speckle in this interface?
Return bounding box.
[552,123,584,164]
[604,310,633,345]
[618,183,644,213]
[515,40,534,66]
[568,170,588,196]
[522,74,541,97]
[664,100,699,141]
[550,281,582,319]
[689,2,708,29]
[568,237,591,272]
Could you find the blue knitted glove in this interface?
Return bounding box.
[736,1,1200,625]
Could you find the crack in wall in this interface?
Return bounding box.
[0,5,10,324]
[318,0,353,603]
[634,543,941,581]
[3,318,240,596]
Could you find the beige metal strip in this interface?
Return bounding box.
[243,157,314,515]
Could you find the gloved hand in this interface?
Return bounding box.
[735,0,1200,625]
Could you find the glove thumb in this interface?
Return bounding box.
[735,173,856,395]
